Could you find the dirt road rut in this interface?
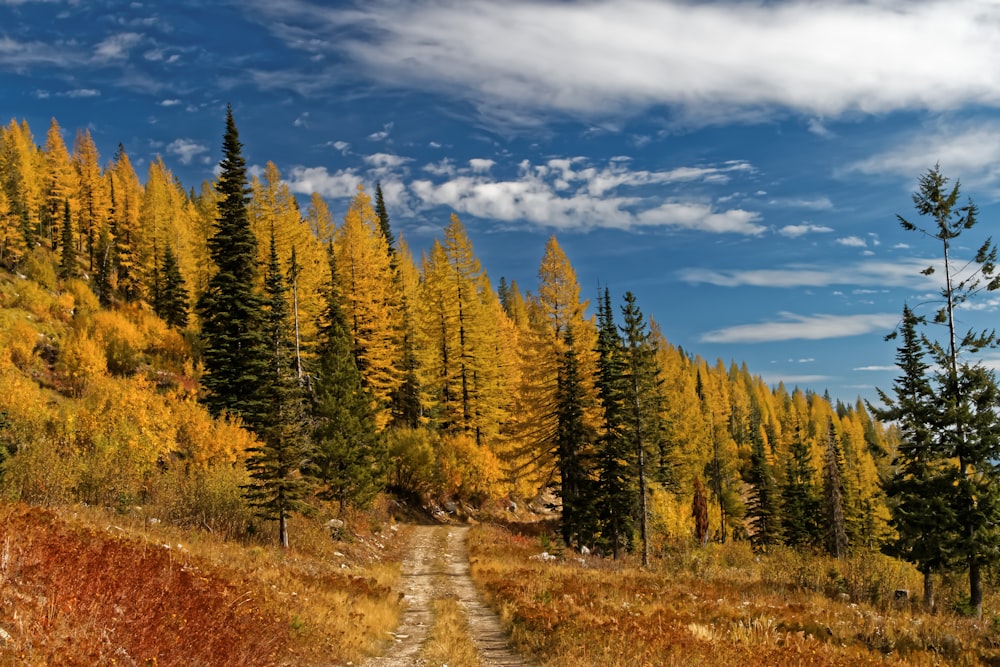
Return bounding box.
[363,525,534,667]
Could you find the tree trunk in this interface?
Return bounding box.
[279,513,289,549]
[923,571,934,612]
[970,554,983,618]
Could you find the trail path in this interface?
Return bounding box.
[363,525,535,667]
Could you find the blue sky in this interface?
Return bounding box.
[4,0,1000,407]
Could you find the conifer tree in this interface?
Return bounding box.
[244,228,313,548]
[822,419,849,558]
[374,181,396,256]
[873,308,950,610]
[312,244,385,509]
[41,118,76,250]
[555,325,598,550]
[745,418,780,552]
[59,199,75,280]
[891,165,1000,617]
[157,244,189,328]
[594,288,634,558]
[781,422,820,548]
[108,144,144,303]
[197,105,270,430]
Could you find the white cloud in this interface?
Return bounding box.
[636,203,764,235]
[284,166,363,199]
[368,121,394,141]
[679,257,939,289]
[94,32,142,60]
[807,118,833,138]
[166,138,209,165]
[64,88,99,98]
[328,140,350,154]
[159,98,182,106]
[854,365,898,372]
[240,0,1000,126]
[837,236,867,248]
[846,120,1000,188]
[768,196,834,211]
[779,223,833,237]
[293,112,309,127]
[469,158,495,172]
[701,312,899,343]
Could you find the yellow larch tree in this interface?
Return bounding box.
[333,185,402,429]
[72,129,110,287]
[108,145,144,303]
[393,235,432,427]
[508,235,600,493]
[40,119,78,252]
[0,119,43,261]
[305,191,335,244]
[249,162,328,370]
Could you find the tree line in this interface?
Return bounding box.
[12,110,994,610]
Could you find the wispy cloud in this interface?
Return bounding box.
[837,235,867,248]
[853,365,898,372]
[701,312,899,343]
[94,32,143,61]
[846,120,1000,188]
[240,0,1000,126]
[778,223,833,238]
[678,258,940,289]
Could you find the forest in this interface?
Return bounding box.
[1,108,998,623]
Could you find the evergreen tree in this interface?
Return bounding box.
[781,422,820,548]
[374,181,396,256]
[555,325,598,550]
[244,228,313,548]
[745,419,779,552]
[893,165,1000,617]
[822,419,849,558]
[156,244,189,328]
[58,199,75,280]
[620,291,663,567]
[312,244,385,509]
[594,288,634,558]
[872,305,951,609]
[197,106,270,430]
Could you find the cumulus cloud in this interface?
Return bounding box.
[837,236,867,248]
[701,312,899,343]
[166,138,209,165]
[284,166,363,199]
[240,0,1000,126]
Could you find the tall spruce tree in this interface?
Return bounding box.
[312,244,385,510]
[555,325,598,550]
[893,165,1000,617]
[872,305,952,610]
[821,419,849,558]
[374,181,396,257]
[781,422,820,548]
[620,291,662,567]
[244,229,313,548]
[156,244,189,328]
[745,418,779,552]
[594,288,635,559]
[197,105,270,430]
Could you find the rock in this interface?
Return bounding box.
[0,626,11,643]
[579,545,590,555]
[529,551,557,562]
[444,501,458,513]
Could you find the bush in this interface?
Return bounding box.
[386,427,437,497]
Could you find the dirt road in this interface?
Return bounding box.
[363,525,534,667]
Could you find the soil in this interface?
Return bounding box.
[363,524,535,667]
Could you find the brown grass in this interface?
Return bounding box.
[0,502,406,666]
[469,524,1000,667]
[420,597,484,667]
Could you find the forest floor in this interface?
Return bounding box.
[363,524,535,667]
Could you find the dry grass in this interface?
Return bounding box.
[469,524,1000,667]
[420,596,483,667]
[0,501,406,666]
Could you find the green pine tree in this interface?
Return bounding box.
[374,181,396,257]
[594,288,635,559]
[821,419,848,558]
[244,228,313,548]
[311,244,385,510]
[197,105,270,430]
[780,422,821,548]
[745,419,779,552]
[556,325,598,550]
[872,305,952,609]
[156,244,189,328]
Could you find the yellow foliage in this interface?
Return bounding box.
[435,432,505,501]
[0,315,38,370]
[57,330,106,396]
